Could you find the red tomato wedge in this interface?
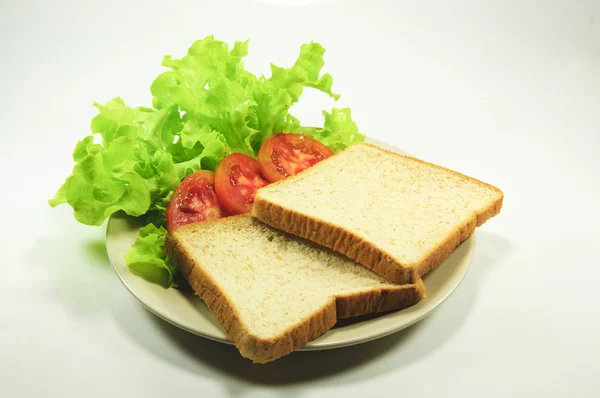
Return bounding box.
[215,153,270,215]
[257,133,334,182]
[166,170,227,231]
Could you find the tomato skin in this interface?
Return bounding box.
[215,152,270,215]
[166,170,227,231]
[257,133,334,182]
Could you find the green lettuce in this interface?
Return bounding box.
[49,99,181,226]
[124,223,179,288]
[51,36,365,288]
[300,108,365,153]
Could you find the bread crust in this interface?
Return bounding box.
[165,217,424,364]
[252,143,504,283]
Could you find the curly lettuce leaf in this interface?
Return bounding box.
[49,98,182,225]
[269,42,339,102]
[300,108,364,153]
[150,37,350,157]
[174,119,231,175]
[49,135,152,225]
[150,35,254,113]
[249,42,341,146]
[125,223,179,288]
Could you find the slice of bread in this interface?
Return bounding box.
[252,143,503,284]
[165,215,425,363]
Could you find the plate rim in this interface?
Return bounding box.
[106,137,475,350]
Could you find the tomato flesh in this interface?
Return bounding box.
[166,170,227,231]
[257,133,334,182]
[215,153,270,215]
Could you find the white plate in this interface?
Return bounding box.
[106,138,475,350]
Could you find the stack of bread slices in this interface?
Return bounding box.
[165,143,503,363]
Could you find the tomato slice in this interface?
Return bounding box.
[257,133,334,182]
[215,153,270,215]
[166,170,227,231]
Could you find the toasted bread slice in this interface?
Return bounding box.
[252,143,503,284]
[165,215,424,363]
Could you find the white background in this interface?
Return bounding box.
[1,0,599,397]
